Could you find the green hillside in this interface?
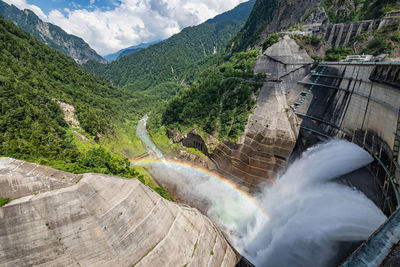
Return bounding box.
[231,0,278,51]
[0,14,139,175]
[149,50,263,143]
[83,0,256,95]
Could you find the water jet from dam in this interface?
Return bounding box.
[135,117,386,266]
[231,140,387,266]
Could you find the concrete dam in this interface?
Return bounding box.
[294,62,400,213]
[294,61,400,265]
[179,37,400,265]
[1,36,399,266]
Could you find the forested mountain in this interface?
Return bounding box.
[0,0,105,64]
[82,0,256,93]
[232,0,400,51]
[104,40,162,62]
[153,51,263,141]
[0,14,141,177]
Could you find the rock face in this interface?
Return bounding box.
[0,1,105,64]
[0,158,239,266]
[233,0,321,51]
[211,36,313,188]
[55,101,80,128]
[304,7,328,25]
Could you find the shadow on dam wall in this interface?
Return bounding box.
[293,62,400,216]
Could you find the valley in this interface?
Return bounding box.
[1,0,400,266]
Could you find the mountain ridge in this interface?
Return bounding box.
[0,0,106,64]
[82,0,257,92]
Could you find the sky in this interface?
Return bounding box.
[3,0,248,55]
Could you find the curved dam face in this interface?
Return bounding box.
[0,158,239,266]
[293,62,400,213]
[177,37,400,265]
[181,37,399,213]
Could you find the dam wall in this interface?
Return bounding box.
[294,62,400,213]
[207,36,312,188]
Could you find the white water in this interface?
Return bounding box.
[135,117,387,266]
[227,140,387,266]
[136,115,164,159]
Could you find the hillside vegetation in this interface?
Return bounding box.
[83,0,256,99]
[0,14,139,176]
[322,0,400,23]
[0,13,173,198]
[150,50,263,142]
[231,0,278,51]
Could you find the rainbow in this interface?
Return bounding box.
[131,158,271,221]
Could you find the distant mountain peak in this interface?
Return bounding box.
[0,0,106,64]
[104,40,163,62]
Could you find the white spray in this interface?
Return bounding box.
[226,140,387,266]
[135,116,386,266]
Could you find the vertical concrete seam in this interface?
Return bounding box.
[361,81,374,131]
[339,65,359,128]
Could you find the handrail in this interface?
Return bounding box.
[320,61,400,66]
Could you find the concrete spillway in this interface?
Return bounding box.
[0,158,239,266]
[174,35,400,265]
[290,62,400,266]
[293,62,400,212]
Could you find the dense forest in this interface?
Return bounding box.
[0,14,143,178]
[149,51,264,142]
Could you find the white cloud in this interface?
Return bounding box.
[3,0,47,20]
[47,0,248,55]
[3,0,249,55]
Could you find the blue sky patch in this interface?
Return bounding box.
[27,0,120,15]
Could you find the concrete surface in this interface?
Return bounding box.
[0,158,239,267]
[211,36,312,188]
[0,157,81,199]
[342,207,400,267]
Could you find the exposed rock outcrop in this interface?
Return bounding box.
[211,36,313,188]
[55,100,80,128]
[304,7,328,25]
[0,158,239,266]
[233,0,322,51]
